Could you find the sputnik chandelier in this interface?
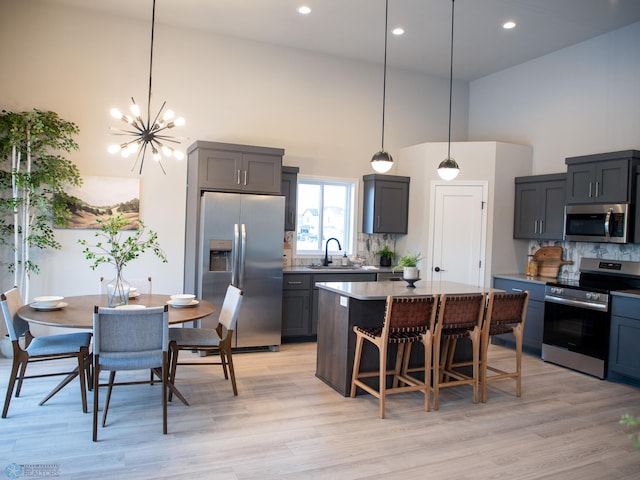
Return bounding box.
[107,0,185,174]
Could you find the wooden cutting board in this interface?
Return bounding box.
[533,246,573,278]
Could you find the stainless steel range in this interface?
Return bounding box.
[543,257,640,379]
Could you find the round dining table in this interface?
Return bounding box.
[16,294,215,408]
[17,294,215,329]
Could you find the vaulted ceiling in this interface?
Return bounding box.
[41,0,640,81]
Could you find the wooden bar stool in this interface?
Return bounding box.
[480,291,529,402]
[428,293,486,410]
[350,295,439,418]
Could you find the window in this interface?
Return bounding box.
[296,176,356,256]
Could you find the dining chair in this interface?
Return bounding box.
[1,287,92,418]
[92,305,169,441]
[427,293,486,410]
[350,295,439,419]
[480,291,529,403]
[168,285,243,397]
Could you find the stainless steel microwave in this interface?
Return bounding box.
[564,203,630,243]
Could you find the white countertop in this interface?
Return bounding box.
[285,266,393,274]
[316,280,502,301]
[493,273,555,285]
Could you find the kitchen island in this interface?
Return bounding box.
[315,280,501,396]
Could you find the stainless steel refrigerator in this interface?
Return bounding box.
[198,191,284,349]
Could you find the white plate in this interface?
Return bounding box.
[29,301,68,311]
[129,291,141,299]
[167,299,199,308]
[115,304,146,310]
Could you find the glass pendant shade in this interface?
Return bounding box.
[371,150,393,173]
[437,157,460,180]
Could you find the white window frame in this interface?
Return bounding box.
[295,174,357,257]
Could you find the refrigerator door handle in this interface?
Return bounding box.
[232,223,240,287]
[239,223,247,289]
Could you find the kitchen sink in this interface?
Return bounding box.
[304,265,363,270]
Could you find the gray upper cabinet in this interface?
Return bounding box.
[281,166,299,231]
[565,150,640,204]
[187,141,284,194]
[514,173,566,240]
[362,174,410,234]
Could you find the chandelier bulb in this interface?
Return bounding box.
[110,108,123,119]
[162,109,174,121]
[174,150,185,161]
[174,117,185,127]
[130,103,141,118]
[107,144,121,154]
[161,145,173,157]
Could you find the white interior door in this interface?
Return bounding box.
[428,182,488,287]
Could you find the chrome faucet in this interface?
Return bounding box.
[323,237,342,266]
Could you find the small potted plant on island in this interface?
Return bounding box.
[375,245,396,267]
[394,252,422,282]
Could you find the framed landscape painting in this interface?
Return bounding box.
[55,176,140,230]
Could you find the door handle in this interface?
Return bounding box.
[236,170,241,185]
[434,266,444,272]
[243,170,248,186]
[232,224,239,286]
[239,223,247,289]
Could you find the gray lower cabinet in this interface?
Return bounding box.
[492,277,545,355]
[282,271,377,340]
[609,295,640,386]
[282,274,311,337]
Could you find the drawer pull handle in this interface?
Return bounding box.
[511,288,524,292]
[288,281,303,285]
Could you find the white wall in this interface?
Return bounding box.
[0,0,468,299]
[469,21,640,174]
[396,141,532,285]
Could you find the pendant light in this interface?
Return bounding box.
[437,0,460,181]
[108,0,185,174]
[370,0,393,173]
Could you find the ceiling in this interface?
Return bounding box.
[42,0,640,81]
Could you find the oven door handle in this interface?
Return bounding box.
[545,295,608,312]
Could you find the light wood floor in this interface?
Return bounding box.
[0,342,639,479]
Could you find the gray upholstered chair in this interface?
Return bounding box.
[1,287,92,418]
[168,285,243,396]
[92,305,169,441]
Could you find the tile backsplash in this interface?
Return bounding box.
[285,231,397,267]
[530,240,640,280]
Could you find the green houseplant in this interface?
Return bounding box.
[0,109,81,302]
[620,414,640,450]
[375,245,396,267]
[78,213,167,306]
[394,252,422,279]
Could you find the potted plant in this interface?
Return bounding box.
[0,109,81,302]
[394,252,422,279]
[78,213,167,306]
[375,245,396,267]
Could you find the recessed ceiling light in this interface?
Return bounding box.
[392,27,405,36]
[503,21,516,29]
[297,6,311,15]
